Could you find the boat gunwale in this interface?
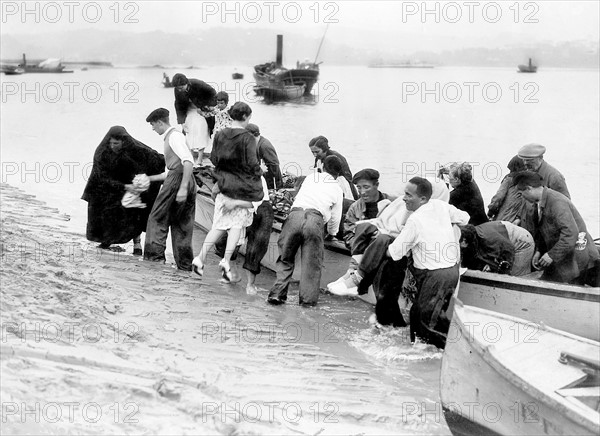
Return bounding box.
[460,269,600,302]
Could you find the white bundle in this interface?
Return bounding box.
[133,174,150,192]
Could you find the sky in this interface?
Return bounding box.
[1,1,599,50]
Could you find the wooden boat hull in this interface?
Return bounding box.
[441,302,600,436]
[254,83,306,100]
[253,70,318,94]
[3,68,24,75]
[518,65,537,73]
[455,270,600,342]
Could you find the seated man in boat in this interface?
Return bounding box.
[309,135,358,201]
[458,222,535,276]
[340,167,393,255]
[267,156,344,307]
[514,171,599,286]
[172,73,217,165]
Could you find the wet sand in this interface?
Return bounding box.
[1,183,450,435]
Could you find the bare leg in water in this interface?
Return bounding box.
[133,235,142,255]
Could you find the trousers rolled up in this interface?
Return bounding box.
[268,209,324,305]
[372,256,408,327]
[144,170,196,271]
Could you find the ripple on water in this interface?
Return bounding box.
[348,325,443,363]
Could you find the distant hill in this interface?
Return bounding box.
[1,28,598,68]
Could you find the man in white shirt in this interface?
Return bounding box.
[387,177,469,348]
[143,108,197,271]
[268,156,344,306]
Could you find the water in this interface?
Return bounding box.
[2,65,598,235]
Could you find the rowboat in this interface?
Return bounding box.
[454,269,600,342]
[3,67,25,75]
[441,301,600,436]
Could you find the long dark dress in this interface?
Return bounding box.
[81,126,165,245]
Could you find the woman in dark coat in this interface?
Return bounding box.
[82,126,165,253]
[443,162,489,226]
[487,155,533,232]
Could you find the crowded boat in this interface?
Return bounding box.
[82,72,600,350]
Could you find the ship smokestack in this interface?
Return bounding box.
[276,35,283,67]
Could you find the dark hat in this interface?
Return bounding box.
[172,73,189,87]
[352,168,380,183]
[145,108,170,123]
[246,123,260,136]
[518,143,546,158]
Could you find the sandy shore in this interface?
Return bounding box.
[1,183,449,435]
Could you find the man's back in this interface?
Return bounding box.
[293,172,343,234]
[537,160,570,198]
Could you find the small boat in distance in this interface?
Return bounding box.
[162,72,174,88]
[518,58,538,73]
[18,54,73,73]
[3,66,25,75]
[232,71,244,80]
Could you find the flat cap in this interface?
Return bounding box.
[518,143,546,158]
[145,108,170,123]
[352,168,380,183]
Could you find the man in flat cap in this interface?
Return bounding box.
[514,171,598,285]
[340,168,394,252]
[172,73,217,165]
[143,108,197,271]
[518,143,570,198]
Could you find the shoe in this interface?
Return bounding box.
[133,248,142,256]
[192,256,204,277]
[327,281,358,297]
[267,296,286,305]
[219,259,233,282]
[326,269,354,289]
